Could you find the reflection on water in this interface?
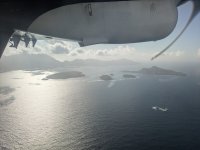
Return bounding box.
[0,66,200,149]
[0,86,15,107]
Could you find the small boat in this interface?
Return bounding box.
[152,106,168,112]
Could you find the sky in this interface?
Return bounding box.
[3,1,200,63]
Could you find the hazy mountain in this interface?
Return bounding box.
[0,54,63,72]
[0,54,138,73]
[64,58,138,66]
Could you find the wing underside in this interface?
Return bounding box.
[6,29,80,50]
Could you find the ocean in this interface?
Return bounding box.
[0,64,200,150]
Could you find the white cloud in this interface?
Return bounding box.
[69,52,78,56]
[88,45,155,61]
[164,50,184,57]
[59,45,158,61]
[2,38,191,62]
[51,43,69,54]
[76,49,84,54]
[197,48,200,57]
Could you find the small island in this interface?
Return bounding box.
[100,75,113,81]
[45,71,85,80]
[123,74,136,79]
[124,66,186,76]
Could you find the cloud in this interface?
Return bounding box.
[51,43,69,54]
[70,52,77,56]
[2,36,191,62]
[97,51,109,56]
[164,50,184,57]
[78,45,151,61]
[197,48,200,57]
[2,37,151,61]
[84,46,136,58]
[94,46,136,57]
[77,49,84,54]
[150,49,186,61]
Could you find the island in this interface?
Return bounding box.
[124,66,186,76]
[100,75,113,81]
[45,71,85,80]
[123,74,136,79]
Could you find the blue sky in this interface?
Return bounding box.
[4,1,200,62]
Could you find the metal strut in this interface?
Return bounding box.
[88,4,93,16]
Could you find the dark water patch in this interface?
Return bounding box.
[42,78,49,81]
[0,87,15,95]
[0,96,15,107]
[28,83,41,86]
[0,146,10,150]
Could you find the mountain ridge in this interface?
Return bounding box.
[0,53,138,73]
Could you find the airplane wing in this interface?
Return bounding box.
[0,0,197,58]
[14,29,80,42]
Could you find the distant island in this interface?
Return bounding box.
[100,75,113,81]
[123,74,136,79]
[124,66,186,76]
[45,71,85,80]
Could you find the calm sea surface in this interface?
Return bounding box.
[1,65,200,150]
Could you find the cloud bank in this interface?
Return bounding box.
[3,39,198,62]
